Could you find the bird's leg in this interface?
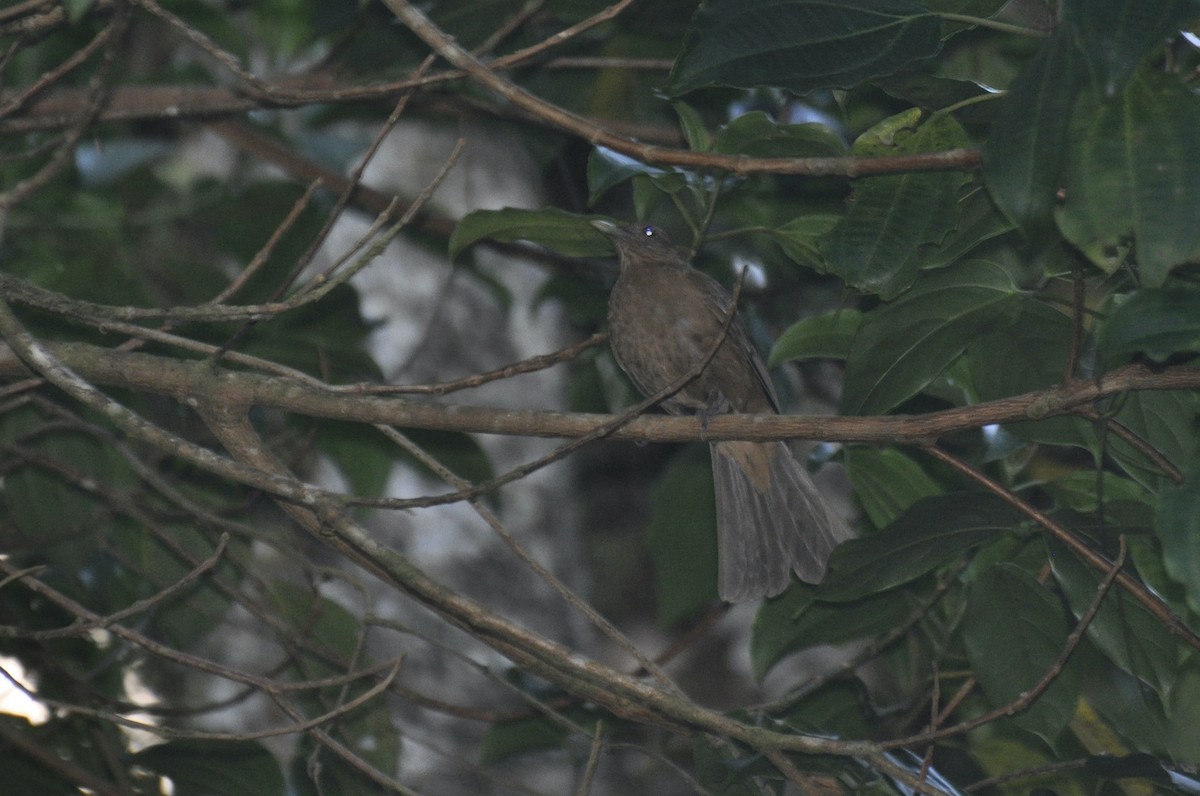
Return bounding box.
[696,391,731,442]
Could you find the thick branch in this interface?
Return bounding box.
[2,340,1197,445]
[381,0,981,178]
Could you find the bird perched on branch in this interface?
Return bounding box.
[593,219,851,602]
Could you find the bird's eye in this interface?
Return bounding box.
[642,226,656,238]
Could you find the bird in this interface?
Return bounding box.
[593,218,851,602]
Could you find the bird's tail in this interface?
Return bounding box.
[710,440,852,602]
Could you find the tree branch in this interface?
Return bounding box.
[2,340,1195,446]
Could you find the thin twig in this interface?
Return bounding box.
[882,537,1130,749]
[921,445,1198,650]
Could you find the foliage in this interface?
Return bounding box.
[1,0,1199,794]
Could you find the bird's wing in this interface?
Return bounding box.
[691,269,782,414]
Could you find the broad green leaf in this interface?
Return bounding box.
[1107,390,1200,491]
[919,186,1015,270]
[263,580,364,667]
[245,284,377,382]
[763,214,841,272]
[842,258,1021,416]
[928,0,1022,40]
[1097,285,1200,366]
[769,308,861,365]
[712,111,846,157]
[1042,472,1154,527]
[672,101,712,152]
[824,110,971,297]
[969,298,1094,449]
[963,564,1079,745]
[587,147,679,206]
[1065,0,1200,96]
[108,520,240,651]
[1155,461,1200,613]
[0,408,136,573]
[1167,663,1200,761]
[134,740,285,796]
[970,298,1072,398]
[843,446,942,529]
[647,448,718,626]
[819,492,1021,601]
[983,26,1088,238]
[970,739,1073,795]
[751,583,917,678]
[449,208,610,260]
[1046,537,1178,702]
[693,734,774,795]
[668,0,942,95]
[873,72,999,115]
[480,715,567,764]
[64,0,97,23]
[319,422,494,502]
[776,681,873,739]
[1056,71,1200,285]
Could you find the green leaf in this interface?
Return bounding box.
[108,520,239,651]
[1065,0,1200,96]
[842,258,1022,416]
[1046,536,1178,702]
[64,0,97,24]
[1155,461,1200,613]
[983,26,1088,238]
[1055,71,1200,285]
[762,214,841,272]
[587,147,680,206]
[692,734,774,795]
[0,408,136,573]
[843,446,942,529]
[672,101,712,152]
[1167,662,1200,761]
[769,308,861,365]
[919,186,1015,271]
[751,583,916,679]
[969,298,1098,448]
[873,72,999,114]
[668,0,942,95]
[318,422,493,502]
[480,715,567,764]
[647,448,718,626]
[246,284,377,382]
[1107,390,1200,491]
[449,208,611,260]
[819,492,1021,601]
[134,740,285,796]
[263,580,364,667]
[962,563,1079,745]
[824,110,971,297]
[1041,472,1154,527]
[1097,285,1200,366]
[712,111,846,157]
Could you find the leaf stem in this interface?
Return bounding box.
[936,12,1048,38]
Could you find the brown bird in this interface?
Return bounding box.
[594,219,851,602]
